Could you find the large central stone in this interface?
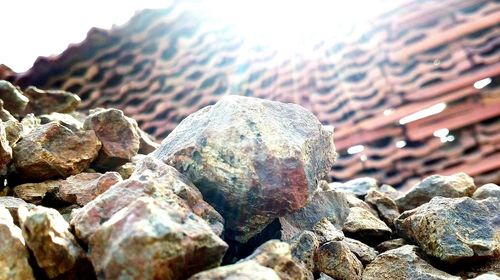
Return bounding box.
[153,95,336,242]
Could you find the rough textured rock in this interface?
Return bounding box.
[343,237,378,265]
[18,205,85,278]
[242,240,310,280]
[13,180,60,204]
[376,238,407,253]
[152,96,336,242]
[189,260,280,280]
[0,80,29,115]
[23,86,81,115]
[316,240,363,280]
[58,172,122,206]
[289,230,319,272]
[71,157,223,242]
[84,108,141,169]
[132,122,160,154]
[344,192,378,216]
[471,273,500,279]
[13,122,101,181]
[89,197,227,280]
[396,173,476,211]
[331,177,378,198]
[114,154,146,179]
[473,183,500,200]
[0,205,34,280]
[342,206,392,245]
[20,113,40,137]
[0,196,35,225]
[280,187,349,240]
[395,197,499,263]
[365,189,400,227]
[362,245,459,280]
[379,184,402,200]
[312,217,344,244]
[39,112,84,131]
[0,121,12,170]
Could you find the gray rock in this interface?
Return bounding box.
[153,96,336,242]
[473,184,500,200]
[331,177,378,198]
[0,196,35,225]
[342,207,392,245]
[312,217,344,244]
[365,189,400,227]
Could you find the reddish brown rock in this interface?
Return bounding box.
[13,180,60,204]
[189,260,280,280]
[152,96,336,242]
[365,189,400,227]
[395,173,476,211]
[342,207,392,245]
[83,108,140,169]
[58,172,122,206]
[0,80,29,115]
[23,86,81,115]
[0,205,34,280]
[18,205,86,278]
[13,122,101,181]
[89,197,227,280]
[316,240,363,280]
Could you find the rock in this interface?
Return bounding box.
[363,245,459,280]
[379,184,402,200]
[84,108,140,169]
[18,205,86,278]
[13,122,101,181]
[343,237,378,265]
[242,240,310,280]
[0,80,29,115]
[0,205,34,280]
[471,273,500,279]
[316,240,363,280]
[189,260,281,280]
[280,186,349,240]
[365,189,400,227]
[395,173,476,211]
[39,112,84,131]
[3,118,23,146]
[289,230,319,272]
[56,204,80,223]
[395,197,499,263]
[71,158,223,242]
[376,238,407,253]
[0,121,12,170]
[23,86,81,115]
[342,206,392,245]
[20,113,40,136]
[114,154,146,179]
[58,172,122,206]
[89,197,227,280]
[312,217,344,244]
[132,123,159,154]
[473,183,500,200]
[13,180,60,204]
[152,96,336,242]
[344,192,378,216]
[318,273,335,280]
[0,196,35,225]
[331,177,378,198]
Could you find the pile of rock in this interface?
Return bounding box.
[0,80,498,279]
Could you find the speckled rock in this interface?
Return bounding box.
[343,237,378,265]
[280,186,349,240]
[473,183,500,200]
[152,96,336,242]
[84,108,140,169]
[316,240,363,280]
[342,206,392,245]
[13,122,101,181]
[243,240,311,280]
[289,230,319,272]
[114,154,145,179]
[39,112,83,131]
[23,86,81,115]
[89,197,227,280]
[18,205,85,278]
[312,217,344,244]
[365,189,400,227]
[331,177,378,198]
[0,121,12,170]
[395,197,499,263]
[58,172,122,206]
[362,245,459,280]
[396,173,476,211]
[375,238,407,253]
[13,180,60,204]
[0,80,29,115]
[0,205,34,280]
[189,260,280,280]
[0,196,35,225]
[379,184,402,200]
[344,192,378,216]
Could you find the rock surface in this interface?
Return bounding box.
[89,197,227,280]
[0,196,35,225]
[289,230,319,272]
[152,95,336,242]
[312,217,345,244]
[13,122,101,181]
[189,260,281,280]
[39,112,84,131]
[316,240,363,280]
[395,197,500,263]
[23,86,81,115]
[0,80,29,115]
[58,172,122,206]
[0,121,12,170]
[331,177,378,198]
[365,189,400,227]
[473,183,500,200]
[13,180,60,204]
[0,205,34,280]
[342,206,392,245]
[363,245,459,280]
[343,237,378,265]
[376,238,407,253]
[396,173,476,211]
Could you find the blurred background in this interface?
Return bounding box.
[1,0,499,190]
